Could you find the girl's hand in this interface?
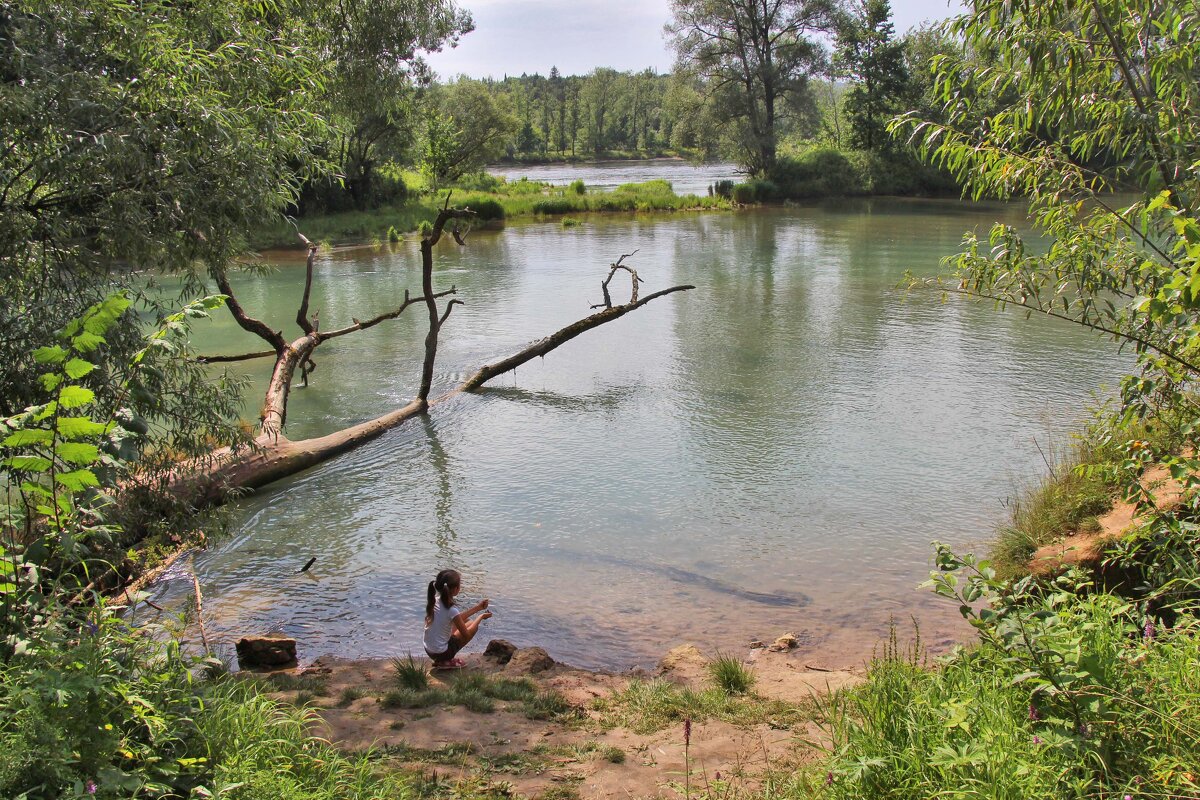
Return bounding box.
[480,611,493,621]
[478,598,490,610]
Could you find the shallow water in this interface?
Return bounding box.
[489,158,742,196]
[149,199,1129,669]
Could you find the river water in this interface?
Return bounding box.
[149,195,1129,669]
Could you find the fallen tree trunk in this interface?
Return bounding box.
[175,208,694,506]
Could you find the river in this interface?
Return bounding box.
[148,193,1130,669]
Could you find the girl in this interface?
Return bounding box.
[423,569,491,669]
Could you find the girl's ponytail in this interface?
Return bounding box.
[425,580,437,624]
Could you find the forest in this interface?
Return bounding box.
[3,0,1200,798]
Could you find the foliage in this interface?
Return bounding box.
[666,0,837,175]
[834,0,910,153]
[420,78,519,186]
[821,549,1200,799]
[0,304,407,800]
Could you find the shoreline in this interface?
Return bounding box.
[243,639,867,799]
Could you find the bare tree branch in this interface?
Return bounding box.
[295,233,320,334]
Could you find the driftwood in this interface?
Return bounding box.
[179,199,694,505]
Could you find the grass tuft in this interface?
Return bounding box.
[708,653,756,695]
[393,655,431,690]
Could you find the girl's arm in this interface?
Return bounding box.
[452,608,492,638]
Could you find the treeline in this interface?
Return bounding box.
[316,0,966,213]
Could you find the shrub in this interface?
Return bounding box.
[466,197,505,221]
[569,178,586,195]
[769,147,863,198]
[731,182,758,204]
[561,216,581,228]
[531,197,577,215]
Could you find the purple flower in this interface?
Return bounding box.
[683,717,691,746]
[1125,795,1133,800]
[715,772,721,781]
[1144,619,1156,641]
[85,621,99,637]
[1078,723,1090,738]
[1032,735,1042,745]
[825,771,835,786]
[1028,704,1039,721]
[86,781,97,795]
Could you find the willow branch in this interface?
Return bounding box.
[928,282,1200,375]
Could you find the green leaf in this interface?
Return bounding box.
[57,417,112,438]
[54,469,100,491]
[58,386,95,409]
[3,429,53,447]
[57,443,100,465]
[33,345,67,365]
[2,455,53,472]
[64,358,96,379]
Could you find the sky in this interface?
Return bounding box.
[425,0,966,80]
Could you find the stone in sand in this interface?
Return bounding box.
[236,634,297,668]
[749,639,766,649]
[658,644,706,673]
[506,646,555,674]
[768,633,799,652]
[484,638,518,664]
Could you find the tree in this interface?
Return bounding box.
[0,0,330,488]
[421,79,518,185]
[298,0,473,210]
[835,0,909,152]
[666,0,836,175]
[895,0,1200,481]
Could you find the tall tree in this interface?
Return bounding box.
[835,0,909,152]
[421,78,519,184]
[666,0,836,175]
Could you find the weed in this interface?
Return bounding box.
[708,653,756,695]
[337,686,365,707]
[592,679,802,734]
[523,690,575,720]
[380,687,444,709]
[600,745,626,764]
[393,654,431,690]
[561,216,581,227]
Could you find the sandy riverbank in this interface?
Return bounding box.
[246,638,866,800]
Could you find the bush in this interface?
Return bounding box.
[569,178,586,195]
[713,179,736,198]
[531,197,577,215]
[769,147,863,198]
[466,197,505,221]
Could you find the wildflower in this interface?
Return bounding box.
[715,772,721,781]
[1143,619,1156,641]
[825,771,835,787]
[1032,735,1042,745]
[86,781,97,795]
[1077,722,1090,738]
[683,717,691,746]
[85,620,99,637]
[1028,704,1039,721]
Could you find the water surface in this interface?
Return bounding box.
[150,199,1128,669]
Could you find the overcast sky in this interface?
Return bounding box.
[425,0,965,80]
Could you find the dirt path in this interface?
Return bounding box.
[249,641,862,800]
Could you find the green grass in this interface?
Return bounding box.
[819,602,1200,799]
[192,682,414,800]
[249,178,733,249]
[707,653,756,695]
[591,678,804,734]
[377,672,573,720]
[338,686,366,706]
[990,413,1187,578]
[393,655,431,691]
